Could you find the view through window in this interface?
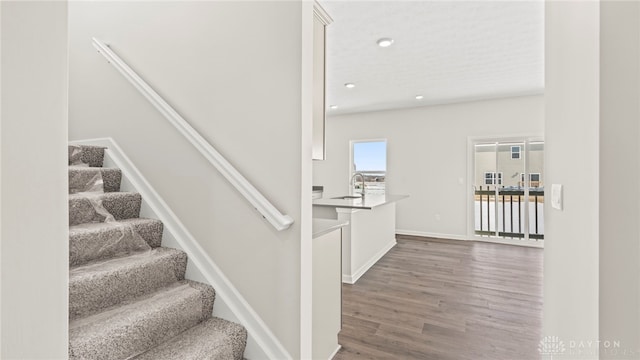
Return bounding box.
[352,140,386,195]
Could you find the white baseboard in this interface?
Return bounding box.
[470,236,544,248]
[70,138,292,360]
[328,345,342,360]
[342,239,396,284]
[396,229,469,242]
[395,229,544,248]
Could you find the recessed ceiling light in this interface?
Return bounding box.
[345,83,355,89]
[330,105,338,110]
[376,38,394,48]
[415,95,424,100]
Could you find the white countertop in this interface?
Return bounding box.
[313,218,349,238]
[312,194,409,210]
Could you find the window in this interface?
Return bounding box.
[520,173,542,188]
[511,146,521,159]
[520,173,541,183]
[351,140,386,195]
[484,172,503,185]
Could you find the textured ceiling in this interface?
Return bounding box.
[320,1,544,115]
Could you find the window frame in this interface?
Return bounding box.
[520,172,542,183]
[484,171,503,185]
[511,146,521,160]
[349,139,388,195]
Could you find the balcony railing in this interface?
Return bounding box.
[475,186,544,240]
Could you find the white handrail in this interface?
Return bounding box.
[92,37,294,231]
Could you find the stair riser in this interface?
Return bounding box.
[69,221,164,266]
[69,282,215,360]
[69,251,188,320]
[69,168,122,194]
[133,317,247,360]
[68,145,105,167]
[69,193,142,226]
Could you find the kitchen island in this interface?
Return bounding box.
[313,194,408,284]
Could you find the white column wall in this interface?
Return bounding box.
[1,1,69,358]
[544,0,601,346]
[599,1,640,356]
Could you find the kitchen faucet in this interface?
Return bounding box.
[351,172,366,197]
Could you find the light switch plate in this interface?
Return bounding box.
[551,184,563,210]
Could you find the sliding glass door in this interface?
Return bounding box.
[473,139,544,244]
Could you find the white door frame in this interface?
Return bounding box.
[466,135,545,248]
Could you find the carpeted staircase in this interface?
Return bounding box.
[67,145,247,360]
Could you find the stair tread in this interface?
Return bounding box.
[68,165,119,171]
[69,280,215,360]
[69,247,187,319]
[70,217,162,234]
[133,317,247,360]
[70,247,182,274]
[68,191,138,200]
[69,164,121,172]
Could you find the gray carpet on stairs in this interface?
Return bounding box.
[69,218,164,266]
[69,166,122,193]
[67,145,247,360]
[133,317,248,360]
[69,192,142,226]
[69,280,215,360]
[69,248,188,320]
[69,144,106,167]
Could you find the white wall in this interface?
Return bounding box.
[545,3,640,356]
[599,1,640,356]
[1,1,69,358]
[544,0,601,349]
[313,95,544,239]
[68,2,308,357]
[300,2,315,358]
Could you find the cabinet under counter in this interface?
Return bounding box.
[311,218,346,360]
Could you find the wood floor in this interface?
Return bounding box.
[333,235,543,360]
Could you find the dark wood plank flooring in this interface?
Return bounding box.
[333,235,543,360]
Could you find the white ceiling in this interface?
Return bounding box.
[320,1,545,115]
